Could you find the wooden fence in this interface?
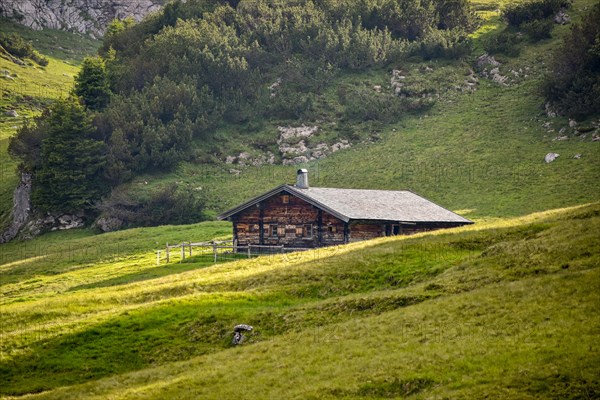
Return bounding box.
[156,240,310,265]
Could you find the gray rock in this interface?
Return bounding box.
[5,110,18,117]
[0,0,162,37]
[232,324,253,345]
[57,214,85,230]
[94,216,123,232]
[554,10,570,24]
[544,153,559,163]
[0,173,32,243]
[573,154,582,159]
[545,103,557,118]
[476,54,500,69]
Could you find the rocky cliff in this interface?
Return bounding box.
[0,0,164,38]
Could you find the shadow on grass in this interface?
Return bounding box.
[67,254,247,291]
[0,295,278,396]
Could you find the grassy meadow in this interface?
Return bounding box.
[0,203,598,398]
[0,0,599,398]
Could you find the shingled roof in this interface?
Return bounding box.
[218,184,472,224]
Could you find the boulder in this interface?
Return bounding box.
[544,153,559,163]
[554,10,570,24]
[5,110,18,117]
[476,54,500,69]
[94,216,123,233]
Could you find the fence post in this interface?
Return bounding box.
[189,242,192,257]
[213,243,217,263]
[181,243,185,263]
[166,243,170,263]
[157,250,160,266]
[247,244,251,258]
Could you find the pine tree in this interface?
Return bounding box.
[32,99,108,213]
[74,57,111,111]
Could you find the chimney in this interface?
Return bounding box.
[296,169,309,189]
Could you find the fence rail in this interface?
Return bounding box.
[157,240,309,265]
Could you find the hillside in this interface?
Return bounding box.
[0,1,599,398]
[0,0,598,235]
[0,203,598,398]
[0,19,100,230]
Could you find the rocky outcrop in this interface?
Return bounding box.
[18,212,86,240]
[0,173,89,242]
[0,173,32,243]
[0,0,164,38]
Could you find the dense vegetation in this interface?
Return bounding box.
[543,1,600,118]
[8,0,478,218]
[0,31,49,66]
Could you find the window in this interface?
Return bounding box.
[269,224,278,237]
[296,226,304,236]
[327,225,337,234]
[282,195,289,204]
[304,224,313,238]
[277,226,286,237]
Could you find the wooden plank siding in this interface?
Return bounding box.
[231,191,468,248]
[233,192,324,248]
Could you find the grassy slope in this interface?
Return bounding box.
[0,1,599,398]
[126,0,599,220]
[0,19,100,228]
[0,203,598,398]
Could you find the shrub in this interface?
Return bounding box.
[503,0,571,27]
[96,184,207,228]
[483,29,522,56]
[411,29,472,60]
[342,85,433,124]
[543,3,600,118]
[0,32,49,66]
[521,19,553,41]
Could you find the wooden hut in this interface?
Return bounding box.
[217,169,473,248]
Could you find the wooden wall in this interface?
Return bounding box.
[231,192,470,248]
[233,192,334,248]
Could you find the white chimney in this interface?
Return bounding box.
[296,169,309,189]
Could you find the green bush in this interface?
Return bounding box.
[96,184,207,228]
[411,29,472,60]
[543,3,600,119]
[521,19,553,41]
[0,32,49,66]
[502,0,570,27]
[342,85,433,124]
[483,29,522,57]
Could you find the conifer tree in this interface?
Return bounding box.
[32,99,108,212]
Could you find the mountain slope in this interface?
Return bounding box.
[1,203,598,398]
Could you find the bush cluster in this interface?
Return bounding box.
[9,0,478,222]
[502,0,570,26]
[0,32,48,66]
[543,3,600,119]
[95,184,207,228]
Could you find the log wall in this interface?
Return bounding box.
[231,192,469,248]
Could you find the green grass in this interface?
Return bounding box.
[0,203,598,398]
[121,0,599,220]
[0,3,598,397]
[0,20,100,229]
